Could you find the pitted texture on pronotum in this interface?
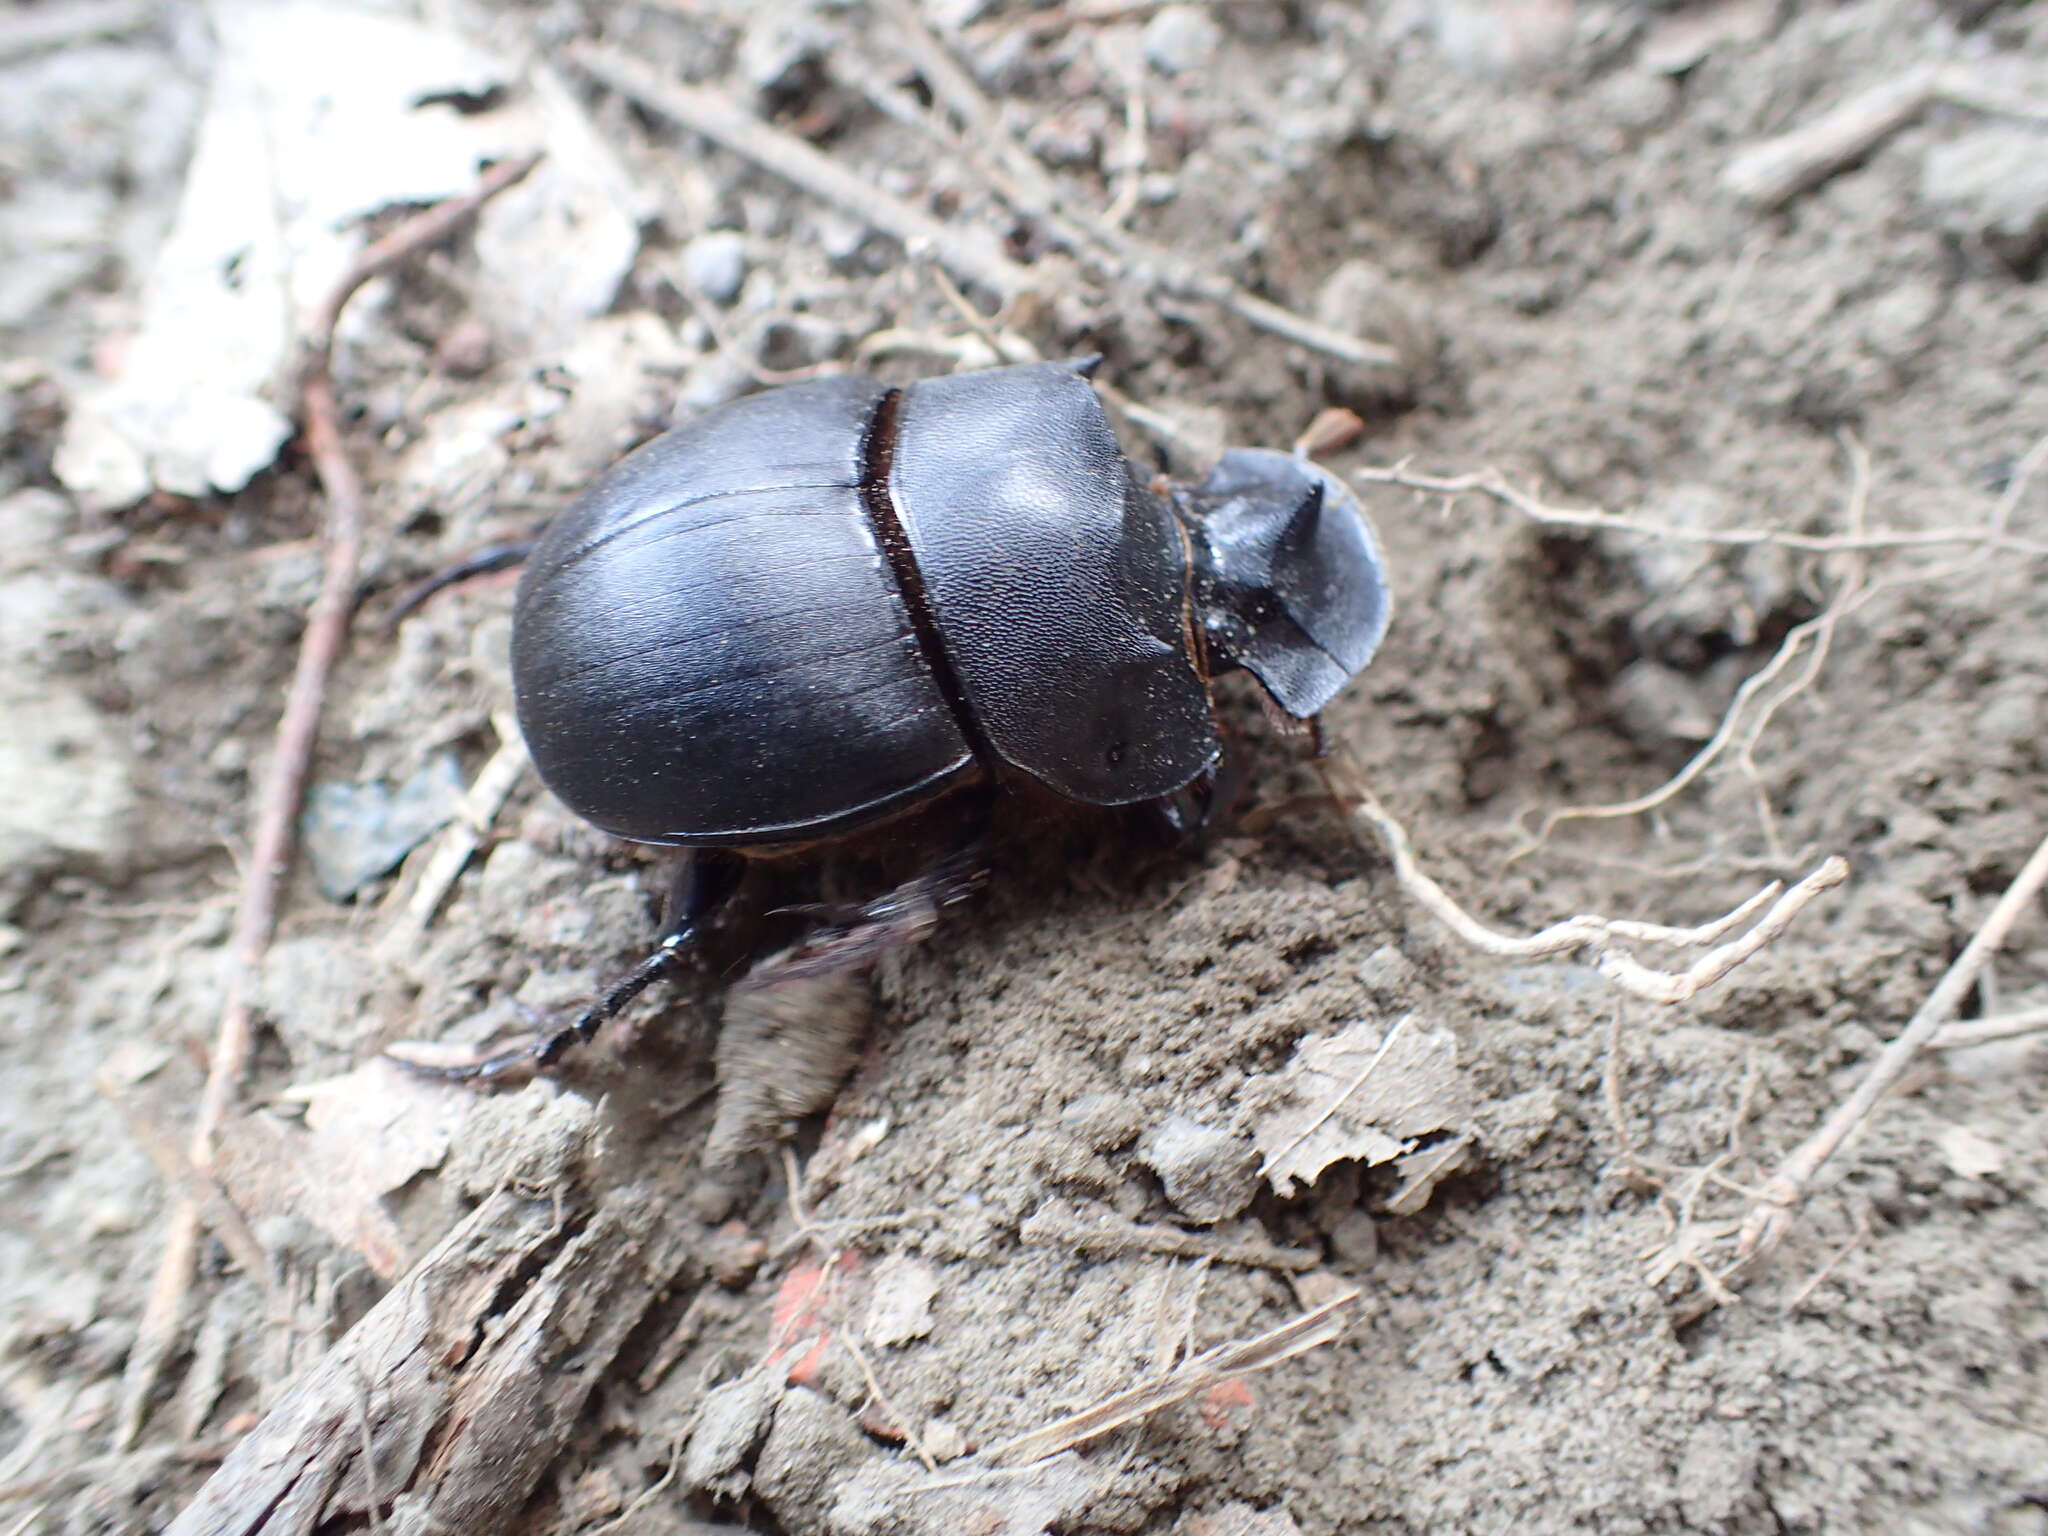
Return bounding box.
[510,359,1393,851]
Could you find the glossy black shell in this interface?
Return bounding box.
[512,361,1215,847]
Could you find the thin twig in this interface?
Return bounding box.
[589,1432,688,1536]
[564,45,1037,303]
[1781,1202,1872,1314]
[1721,63,2048,209]
[118,153,541,1451]
[1721,63,1949,210]
[841,1331,937,1471]
[1321,755,1848,1006]
[376,712,528,953]
[965,0,1231,42]
[976,1290,1359,1469]
[1730,434,1874,861]
[0,0,148,62]
[1930,1005,2048,1049]
[1724,827,2048,1290]
[1020,1202,1322,1273]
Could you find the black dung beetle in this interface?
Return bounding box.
[443,358,1390,1081]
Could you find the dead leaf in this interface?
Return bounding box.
[1935,1125,2005,1180]
[1382,1132,1478,1217]
[864,1254,940,1347]
[1251,1016,1474,1198]
[215,1059,472,1277]
[53,0,641,511]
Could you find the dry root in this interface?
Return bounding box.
[1320,754,1847,1007]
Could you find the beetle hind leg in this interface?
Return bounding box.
[397,849,745,1085]
[754,817,991,987]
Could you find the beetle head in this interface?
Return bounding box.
[1186,449,1391,718]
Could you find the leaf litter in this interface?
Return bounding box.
[1249,1014,1476,1200]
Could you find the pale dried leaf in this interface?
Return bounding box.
[294,1059,464,1195]
[219,1059,475,1277]
[865,1254,940,1347]
[1935,1125,2005,1180]
[53,0,641,510]
[1381,1133,1478,1217]
[1252,1017,1474,1198]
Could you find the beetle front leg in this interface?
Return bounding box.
[398,849,746,1084]
[1146,750,1248,846]
[384,524,547,629]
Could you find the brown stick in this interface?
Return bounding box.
[564,45,1037,305]
[1721,64,2048,210]
[165,1177,699,1534]
[1728,828,2048,1283]
[869,0,1400,369]
[119,153,542,1451]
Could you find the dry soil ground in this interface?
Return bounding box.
[2,1,2046,1532]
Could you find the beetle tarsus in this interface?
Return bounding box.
[398,850,744,1085]
[400,931,696,1085]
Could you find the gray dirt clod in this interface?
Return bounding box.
[683,1369,783,1498]
[1060,1091,1146,1153]
[752,1387,880,1535]
[1919,127,2048,277]
[1136,1114,1262,1225]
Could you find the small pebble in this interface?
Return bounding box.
[682,231,749,305]
[1327,1209,1379,1268]
[922,1418,968,1463]
[1142,5,1221,76]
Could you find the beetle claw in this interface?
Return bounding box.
[390,929,698,1085]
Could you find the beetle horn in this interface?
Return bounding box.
[1183,450,1391,719]
[1277,477,1324,555]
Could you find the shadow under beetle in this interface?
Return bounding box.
[436,358,1391,1081]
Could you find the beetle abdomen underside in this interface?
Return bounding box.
[513,377,978,845]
